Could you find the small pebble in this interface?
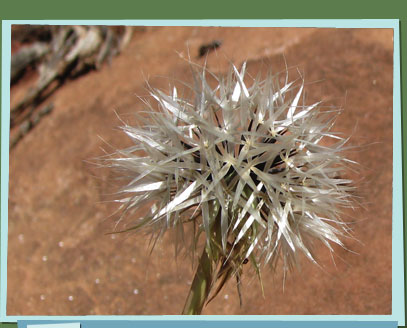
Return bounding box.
[224,294,229,300]
[133,289,139,295]
[68,295,74,301]
[58,241,64,248]
[42,256,48,262]
[95,278,100,284]
[40,294,45,301]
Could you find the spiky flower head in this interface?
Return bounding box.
[106,61,355,293]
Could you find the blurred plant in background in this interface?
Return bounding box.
[101,61,357,315]
[10,25,134,148]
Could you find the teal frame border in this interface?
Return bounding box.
[0,19,404,327]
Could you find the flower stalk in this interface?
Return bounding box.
[182,245,215,315]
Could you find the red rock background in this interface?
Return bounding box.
[7,26,393,315]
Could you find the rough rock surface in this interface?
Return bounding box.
[7,26,393,315]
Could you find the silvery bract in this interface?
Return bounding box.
[105,62,355,294]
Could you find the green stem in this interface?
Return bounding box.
[182,246,214,315]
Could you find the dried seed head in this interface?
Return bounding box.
[103,61,356,282]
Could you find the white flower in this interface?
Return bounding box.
[104,61,355,283]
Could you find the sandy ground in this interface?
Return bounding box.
[7,26,393,315]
